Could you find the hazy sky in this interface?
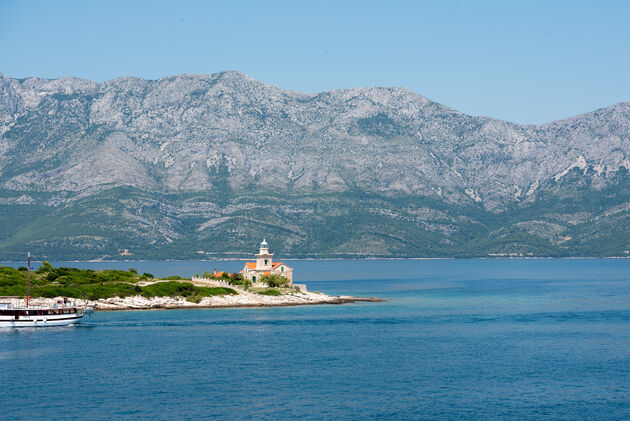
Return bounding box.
[1,0,629,124]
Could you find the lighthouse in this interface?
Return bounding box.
[255,238,273,270]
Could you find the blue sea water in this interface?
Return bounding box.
[1,259,629,420]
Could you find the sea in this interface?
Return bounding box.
[1,259,629,420]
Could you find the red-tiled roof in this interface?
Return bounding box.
[214,271,231,277]
[244,262,288,271]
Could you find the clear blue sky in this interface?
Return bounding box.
[1,0,629,124]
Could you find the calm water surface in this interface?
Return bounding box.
[1,259,629,419]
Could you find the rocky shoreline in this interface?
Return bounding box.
[26,291,382,311]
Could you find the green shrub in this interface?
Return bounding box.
[46,272,59,282]
[141,281,193,298]
[257,288,282,296]
[187,294,203,303]
[224,273,247,285]
[260,274,290,288]
[34,283,138,299]
[37,261,53,273]
[141,282,237,299]
[197,286,237,297]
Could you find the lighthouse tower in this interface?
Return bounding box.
[240,240,294,284]
[255,239,273,271]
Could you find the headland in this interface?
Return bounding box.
[25,291,382,311]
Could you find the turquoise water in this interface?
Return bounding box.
[1,259,629,419]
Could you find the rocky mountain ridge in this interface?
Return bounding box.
[0,71,628,259]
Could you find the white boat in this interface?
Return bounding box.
[0,253,92,328]
[0,299,86,327]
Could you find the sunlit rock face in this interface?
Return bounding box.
[0,71,629,258]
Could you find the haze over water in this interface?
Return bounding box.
[1,259,629,419]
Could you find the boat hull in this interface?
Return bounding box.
[0,314,84,328]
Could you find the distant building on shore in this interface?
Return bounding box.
[241,239,293,284]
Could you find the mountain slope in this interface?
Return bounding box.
[0,71,629,259]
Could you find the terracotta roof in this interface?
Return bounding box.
[215,271,231,277]
[244,262,289,271]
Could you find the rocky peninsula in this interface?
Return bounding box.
[26,290,382,311]
[0,261,382,311]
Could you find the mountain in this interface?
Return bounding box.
[0,71,629,260]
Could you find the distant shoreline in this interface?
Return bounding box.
[1,256,629,264]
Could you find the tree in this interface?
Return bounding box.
[37,261,53,273]
[230,272,244,282]
[225,272,246,286]
[260,274,290,288]
[129,267,138,274]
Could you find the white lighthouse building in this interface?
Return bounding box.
[240,239,293,284]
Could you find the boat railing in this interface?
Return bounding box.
[0,298,80,310]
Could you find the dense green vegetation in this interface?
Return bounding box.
[260,274,291,288]
[201,271,252,287]
[0,172,629,260]
[0,263,236,302]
